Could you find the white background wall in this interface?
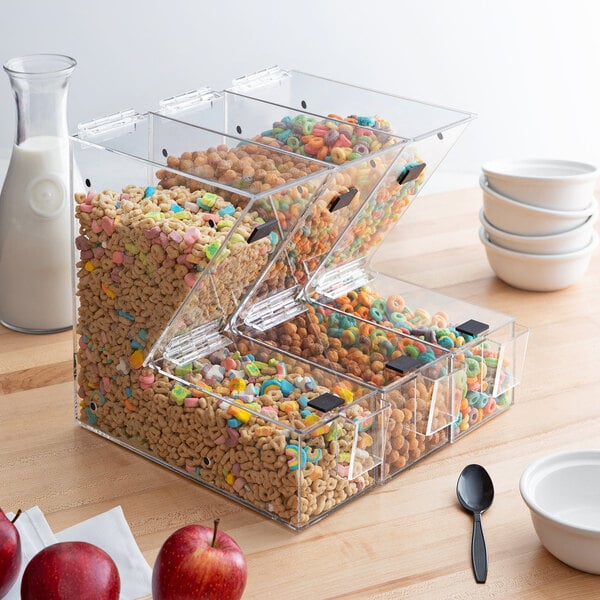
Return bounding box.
[1,0,600,191]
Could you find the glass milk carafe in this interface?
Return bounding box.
[0,54,77,333]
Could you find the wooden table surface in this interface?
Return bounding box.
[2,187,600,599]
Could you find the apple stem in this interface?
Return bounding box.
[211,518,220,548]
[11,509,22,524]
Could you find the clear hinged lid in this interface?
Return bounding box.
[71,111,333,369]
[229,66,474,141]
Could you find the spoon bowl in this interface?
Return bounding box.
[457,464,495,583]
[457,464,495,513]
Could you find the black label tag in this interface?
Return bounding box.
[456,319,489,338]
[329,187,358,212]
[397,162,426,185]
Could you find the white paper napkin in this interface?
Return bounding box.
[5,505,152,600]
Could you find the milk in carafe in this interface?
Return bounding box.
[0,135,74,331]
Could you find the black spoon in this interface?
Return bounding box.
[456,464,495,583]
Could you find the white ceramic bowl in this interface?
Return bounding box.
[520,450,600,574]
[479,228,598,291]
[480,176,597,236]
[479,208,598,255]
[482,158,598,211]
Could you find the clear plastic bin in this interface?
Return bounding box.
[148,336,387,530]
[72,111,332,367]
[304,274,529,442]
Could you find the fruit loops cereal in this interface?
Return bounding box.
[327,288,512,438]
[252,114,426,285]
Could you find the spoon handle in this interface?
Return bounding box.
[471,512,488,583]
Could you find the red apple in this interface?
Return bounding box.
[152,519,247,600]
[21,541,120,600]
[0,508,22,597]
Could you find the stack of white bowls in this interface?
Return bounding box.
[479,158,598,291]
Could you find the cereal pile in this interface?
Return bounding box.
[157,341,379,527]
[318,161,426,273]
[75,182,272,358]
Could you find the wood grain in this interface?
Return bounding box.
[1,187,599,599]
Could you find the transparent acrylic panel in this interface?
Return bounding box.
[307,126,468,277]
[334,395,389,482]
[309,273,517,350]
[223,86,472,289]
[451,322,529,440]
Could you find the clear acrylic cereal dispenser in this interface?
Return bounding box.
[70,66,530,525]
[70,110,392,529]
